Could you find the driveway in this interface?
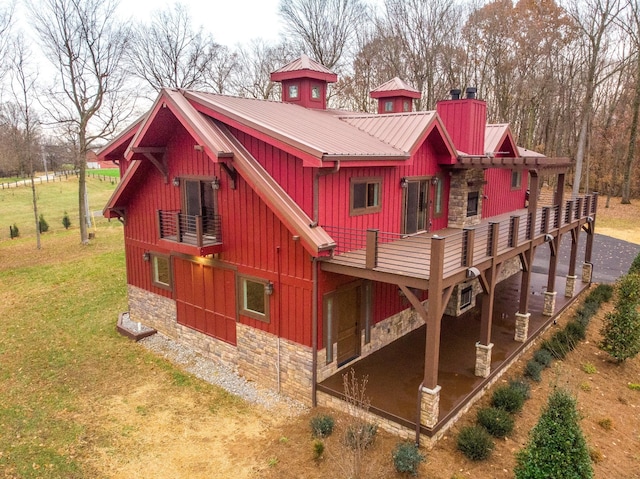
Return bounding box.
[533,233,640,283]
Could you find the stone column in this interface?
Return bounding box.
[420,385,441,429]
[475,342,493,378]
[565,275,577,298]
[514,312,530,342]
[543,291,557,317]
[582,262,593,283]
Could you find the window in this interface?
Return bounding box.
[350,178,382,215]
[288,84,299,99]
[151,254,172,290]
[460,285,473,309]
[384,100,394,112]
[238,276,270,322]
[467,191,479,217]
[403,100,410,112]
[434,175,443,216]
[511,170,522,189]
[311,85,320,99]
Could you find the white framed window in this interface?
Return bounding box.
[151,253,172,290]
[238,276,270,322]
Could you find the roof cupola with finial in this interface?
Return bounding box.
[369,77,422,114]
[270,54,338,110]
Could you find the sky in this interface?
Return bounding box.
[123,0,284,47]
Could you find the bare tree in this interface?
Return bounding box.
[564,0,625,197]
[9,34,42,248]
[279,0,369,70]
[620,0,640,203]
[31,0,131,244]
[0,1,14,86]
[127,2,232,94]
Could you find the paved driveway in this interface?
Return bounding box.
[533,233,639,283]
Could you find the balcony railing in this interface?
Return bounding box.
[322,193,597,281]
[158,210,222,247]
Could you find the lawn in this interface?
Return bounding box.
[0,182,638,478]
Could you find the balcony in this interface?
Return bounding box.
[158,210,223,256]
[321,194,597,289]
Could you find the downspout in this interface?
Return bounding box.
[416,382,424,446]
[310,161,340,228]
[276,245,282,394]
[311,256,318,406]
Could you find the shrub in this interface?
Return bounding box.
[457,425,494,461]
[392,442,425,475]
[491,384,525,413]
[541,337,568,360]
[9,223,19,239]
[581,362,597,374]
[477,407,514,438]
[565,320,587,341]
[514,389,593,479]
[344,422,377,449]
[524,359,544,382]
[628,383,640,391]
[310,414,335,438]
[629,251,640,276]
[533,349,553,368]
[597,418,613,431]
[38,214,49,233]
[312,439,324,460]
[600,274,640,362]
[509,377,531,400]
[62,211,71,229]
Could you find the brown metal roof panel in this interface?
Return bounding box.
[270,54,336,76]
[184,91,408,159]
[484,124,509,154]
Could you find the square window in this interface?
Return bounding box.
[467,191,479,217]
[403,100,410,112]
[351,178,382,215]
[384,100,394,112]
[511,170,522,189]
[151,254,172,290]
[311,85,320,99]
[288,84,299,99]
[239,277,270,322]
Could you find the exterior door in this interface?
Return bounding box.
[183,180,216,234]
[403,179,429,234]
[334,285,362,366]
[174,258,237,345]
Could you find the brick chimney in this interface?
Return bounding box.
[369,77,421,114]
[270,54,338,110]
[436,88,486,156]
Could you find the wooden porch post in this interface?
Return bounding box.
[419,236,445,430]
[476,223,499,377]
[566,227,579,297]
[582,194,596,283]
[515,171,539,342]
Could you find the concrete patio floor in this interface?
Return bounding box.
[318,271,590,435]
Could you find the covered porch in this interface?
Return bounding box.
[317,269,589,436]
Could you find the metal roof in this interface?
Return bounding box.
[484,124,510,154]
[339,111,439,153]
[270,53,336,76]
[370,77,421,99]
[184,91,410,161]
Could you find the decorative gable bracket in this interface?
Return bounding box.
[220,161,238,190]
[132,147,168,183]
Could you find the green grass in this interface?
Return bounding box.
[0,175,118,241]
[0,179,247,477]
[87,168,120,178]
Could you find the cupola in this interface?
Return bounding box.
[369,77,421,114]
[436,88,487,156]
[270,54,338,110]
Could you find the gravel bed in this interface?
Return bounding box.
[139,333,308,418]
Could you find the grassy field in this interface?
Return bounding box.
[0,176,119,241]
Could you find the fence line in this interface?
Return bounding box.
[0,170,119,189]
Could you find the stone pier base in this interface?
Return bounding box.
[514,312,530,342]
[420,385,441,429]
[582,262,593,283]
[565,275,577,298]
[543,291,557,317]
[474,342,493,378]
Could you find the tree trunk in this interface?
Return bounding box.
[622,55,640,204]
[31,174,41,250]
[573,109,590,197]
[78,149,89,244]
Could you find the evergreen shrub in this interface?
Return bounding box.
[524,359,544,382]
[533,349,553,368]
[392,442,425,475]
[310,414,335,438]
[62,211,71,229]
[457,425,494,461]
[491,384,525,413]
[477,407,514,438]
[509,377,531,399]
[38,214,49,233]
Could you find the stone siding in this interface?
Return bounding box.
[448,169,485,229]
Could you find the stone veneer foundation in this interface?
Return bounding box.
[447,169,485,229]
[565,274,578,298]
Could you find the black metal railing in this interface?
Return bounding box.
[158,210,222,247]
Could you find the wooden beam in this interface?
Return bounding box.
[132,147,169,183]
[424,237,445,390]
[220,162,238,189]
[366,229,379,269]
[568,227,579,276]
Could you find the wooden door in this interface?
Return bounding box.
[335,285,361,366]
[403,179,429,234]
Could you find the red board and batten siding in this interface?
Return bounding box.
[482,169,528,218]
[122,124,315,347]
